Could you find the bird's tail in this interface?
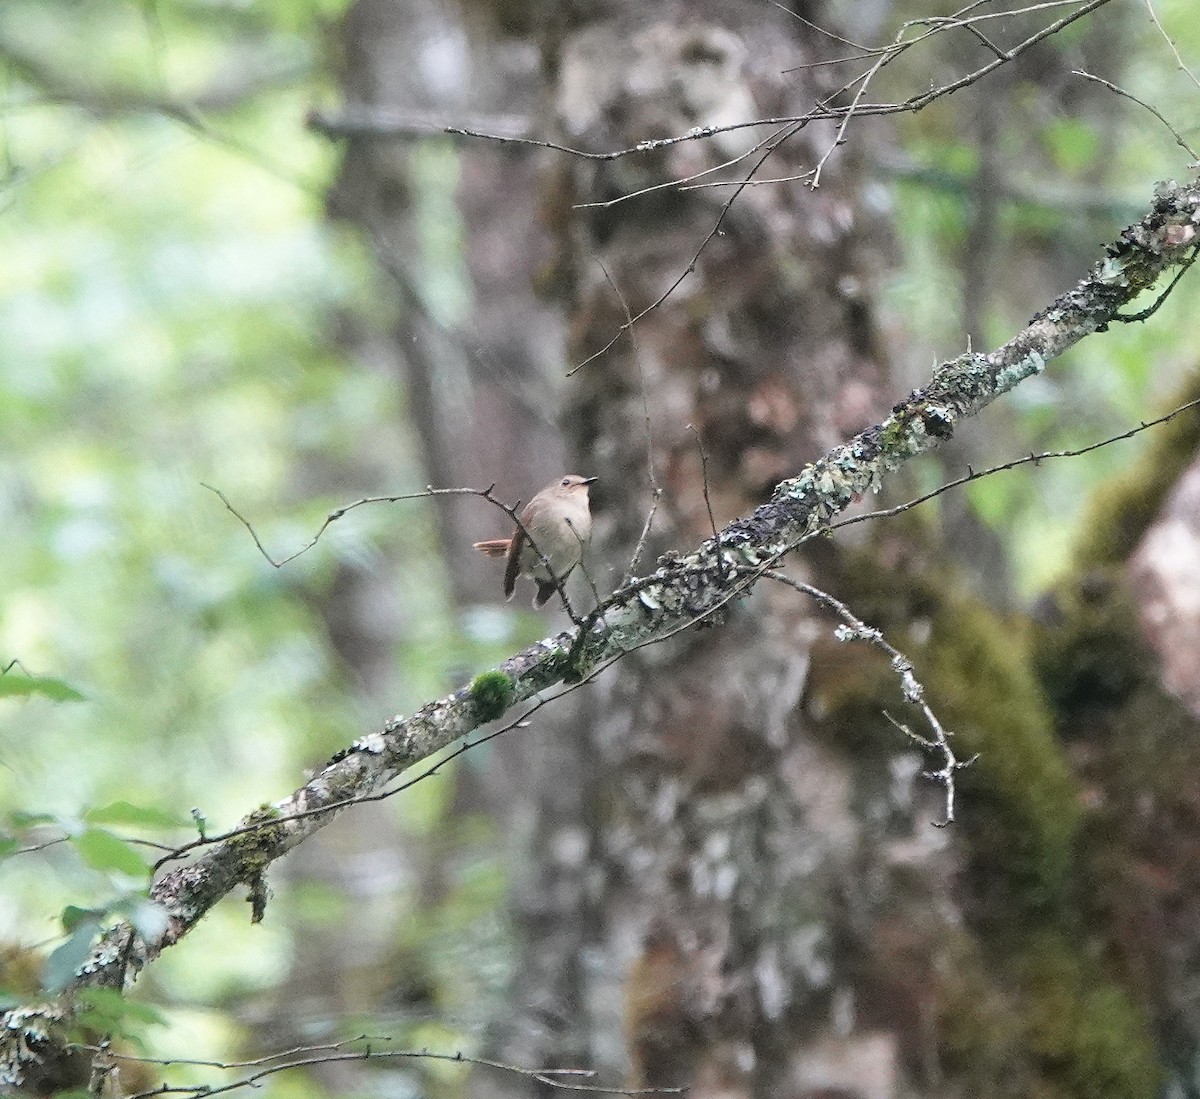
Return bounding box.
[472,538,511,558]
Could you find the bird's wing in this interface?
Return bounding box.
[503,524,525,599]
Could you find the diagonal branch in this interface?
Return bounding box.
[3,174,1199,1090]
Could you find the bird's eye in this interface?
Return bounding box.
[562,478,570,486]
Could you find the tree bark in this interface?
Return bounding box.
[474,5,914,1096]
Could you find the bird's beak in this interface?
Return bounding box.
[581,477,598,486]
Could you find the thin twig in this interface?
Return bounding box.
[595,259,663,583]
[309,0,1111,172]
[1073,68,1198,160]
[563,0,1111,367]
[204,480,583,620]
[768,1,876,52]
[1115,242,1200,321]
[572,124,785,212]
[826,395,1200,537]
[104,1037,684,1098]
[687,424,719,539]
[202,483,497,567]
[566,122,802,375]
[755,570,975,826]
[153,708,537,871]
[1143,0,1200,93]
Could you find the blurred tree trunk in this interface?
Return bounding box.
[329,0,568,610]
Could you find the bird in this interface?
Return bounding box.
[473,475,597,607]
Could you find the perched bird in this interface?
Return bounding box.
[473,475,597,607]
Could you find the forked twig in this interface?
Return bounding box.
[756,569,974,825]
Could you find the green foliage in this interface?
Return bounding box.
[0,671,85,702]
[72,987,166,1047]
[42,892,168,992]
[0,0,456,1080]
[60,905,104,933]
[84,801,183,829]
[72,829,151,877]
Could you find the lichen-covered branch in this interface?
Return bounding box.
[4,177,1198,1091]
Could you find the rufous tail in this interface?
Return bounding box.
[473,538,511,558]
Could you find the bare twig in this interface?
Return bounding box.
[99,1036,684,1098]
[687,424,719,540]
[202,482,498,568]
[898,0,1112,113]
[573,124,786,211]
[205,479,583,618]
[827,395,1200,537]
[308,1,1111,189]
[768,1,876,52]
[756,570,975,825]
[563,0,1112,367]
[1073,69,1198,160]
[1115,241,1200,321]
[566,122,803,374]
[960,20,1010,61]
[15,831,176,858]
[595,259,663,583]
[1143,0,1200,92]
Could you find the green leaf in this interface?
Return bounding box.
[77,987,166,1029]
[85,801,182,829]
[0,835,18,862]
[0,673,85,702]
[7,810,59,828]
[43,922,102,991]
[73,829,150,877]
[61,904,106,933]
